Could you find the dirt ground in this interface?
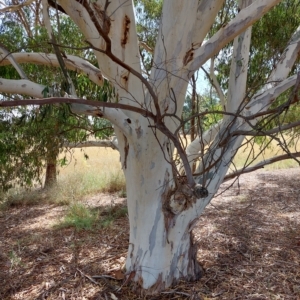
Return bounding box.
[0,169,299,300]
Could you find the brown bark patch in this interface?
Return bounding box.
[183,48,194,66]
[135,125,143,139]
[187,234,203,281]
[146,273,165,295]
[87,109,103,118]
[121,15,131,48]
[123,135,129,169]
[121,71,129,90]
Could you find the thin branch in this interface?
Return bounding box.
[209,59,226,108]
[232,120,300,137]
[139,41,153,54]
[0,0,34,12]
[224,152,300,181]
[0,97,156,119]
[0,52,105,87]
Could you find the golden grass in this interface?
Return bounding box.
[59,147,121,176]
[52,147,126,204]
[232,136,300,170]
[57,137,298,200]
[2,136,299,208]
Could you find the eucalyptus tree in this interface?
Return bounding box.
[1,0,300,293]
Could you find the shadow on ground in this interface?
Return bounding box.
[195,170,300,300]
[0,170,299,299]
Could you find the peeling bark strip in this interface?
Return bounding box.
[123,135,129,169]
[121,15,131,48]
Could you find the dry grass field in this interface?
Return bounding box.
[56,147,126,199]
[232,136,300,170]
[59,135,300,187]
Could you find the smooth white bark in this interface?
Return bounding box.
[185,121,222,168]
[0,78,45,98]
[0,53,105,86]
[245,74,298,115]
[227,0,253,114]
[58,0,144,107]
[193,0,225,44]
[124,133,201,290]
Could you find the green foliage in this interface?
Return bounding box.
[182,92,223,133]
[0,102,113,192]
[252,86,300,148]
[213,0,300,95]
[99,205,128,228]
[0,8,115,192]
[134,0,163,73]
[56,202,127,231]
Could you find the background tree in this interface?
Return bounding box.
[0,1,115,191]
[1,0,300,293]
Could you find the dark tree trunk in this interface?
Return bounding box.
[44,148,59,189]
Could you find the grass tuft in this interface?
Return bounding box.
[56,202,98,230]
[55,202,128,230]
[99,204,128,228]
[8,250,23,270]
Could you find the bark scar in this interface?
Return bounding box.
[183,48,194,66]
[121,15,131,48]
[123,135,129,169]
[129,242,134,258]
[121,71,130,90]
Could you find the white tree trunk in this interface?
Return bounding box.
[122,132,203,291]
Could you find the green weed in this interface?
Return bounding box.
[99,205,128,228]
[56,202,98,230]
[8,250,22,270]
[56,202,128,230]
